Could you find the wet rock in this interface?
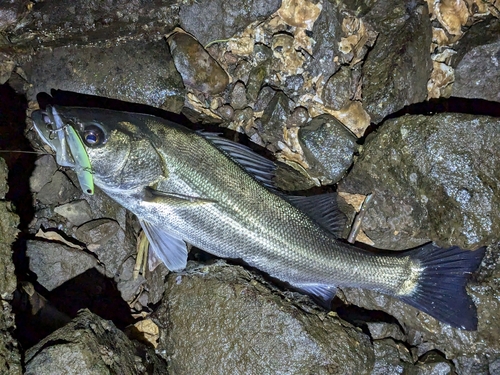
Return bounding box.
[153,261,375,374]
[362,1,432,124]
[323,66,355,111]
[0,157,22,375]
[167,31,229,95]
[0,0,31,32]
[216,104,234,121]
[230,81,247,110]
[54,199,93,226]
[253,85,277,113]
[415,351,454,374]
[25,309,168,375]
[451,18,500,103]
[298,114,358,183]
[0,52,15,85]
[366,322,405,341]
[258,91,290,150]
[372,338,414,375]
[340,113,500,250]
[36,171,81,205]
[246,64,269,103]
[9,0,179,46]
[27,39,185,113]
[26,240,101,291]
[307,0,343,82]
[179,0,281,46]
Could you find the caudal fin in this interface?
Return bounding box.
[398,243,486,330]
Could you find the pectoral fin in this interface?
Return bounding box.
[144,186,217,206]
[291,283,337,307]
[139,219,188,272]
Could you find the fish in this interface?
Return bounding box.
[31,105,486,330]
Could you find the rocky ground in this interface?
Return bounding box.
[1,0,500,373]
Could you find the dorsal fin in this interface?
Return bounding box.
[285,194,347,238]
[201,132,277,189]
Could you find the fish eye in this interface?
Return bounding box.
[83,124,106,147]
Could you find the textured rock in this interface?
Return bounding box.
[0,157,22,375]
[24,309,168,375]
[27,39,185,113]
[27,240,100,291]
[362,1,432,124]
[258,91,290,151]
[54,200,93,226]
[154,261,375,375]
[340,113,500,250]
[167,31,229,95]
[299,114,358,183]
[179,0,281,46]
[37,171,81,205]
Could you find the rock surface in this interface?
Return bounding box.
[340,113,500,250]
[0,158,22,374]
[24,309,168,375]
[154,261,375,375]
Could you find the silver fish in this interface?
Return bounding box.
[32,105,485,330]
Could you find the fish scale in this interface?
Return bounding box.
[32,105,486,330]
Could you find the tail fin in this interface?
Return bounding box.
[398,243,486,330]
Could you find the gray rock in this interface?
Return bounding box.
[366,322,406,341]
[0,158,22,375]
[230,81,248,110]
[179,0,281,46]
[9,0,179,46]
[167,32,229,95]
[27,240,100,291]
[0,0,30,32]
[286,106,310,128]
[37,171,81,205]
[253,85,277,113]
[54,200,93,226]
[0,157,7,199]
[29,155,58,194]
[415,351,454,375]
[362,1,432,124]
[299,114,358,183]
[24,309,168,375]
[323,66,356,111]
[27,39,185,113]
[258,91,290,150]
[453,41,500,102]
[371,338,414,375]
[153,261,375,374]
[307,0,343,82]
[340,113,500,250]
[246,63,269,103]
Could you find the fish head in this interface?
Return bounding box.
[32,105,166,192]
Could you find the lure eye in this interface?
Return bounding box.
[83,124,105,147]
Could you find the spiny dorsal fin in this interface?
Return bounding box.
[285,194,347,238]
[201,132,277,189]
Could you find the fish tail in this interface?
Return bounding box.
[397,243,486,330]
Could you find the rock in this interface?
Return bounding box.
[366,322,406,341]
[253,85,277,113]
[258,91,290,150]
[24,309,168,375]
[37,171,81,205]
[27,39,185,113]
[230,81,247,110]
[9,0,179,46]
[298,114,358,183]
[26,240,101,291]
[167,31,229,95]
[29,155,58,193]
[179,0,281,46]
[415,351,454,375]
[153,261,375,374]
[246,64,269,103]
[307,0,343,82]
[0,157,22,375]
[451,17,500,103]
[0,157,7,199]
[54,200,93,226]
[0,0,31,32]
[371,338,414,375]
[362,1,432,124]
[286,106,309,128]
[340,113,500,250]
[323,66,356,111]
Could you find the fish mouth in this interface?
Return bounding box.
[32,105,76,168]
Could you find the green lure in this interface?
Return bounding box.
[65,125,94,195]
